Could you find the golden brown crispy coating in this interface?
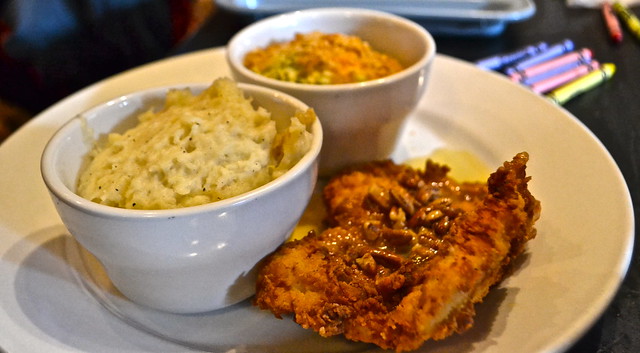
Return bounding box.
[255,153,541,352]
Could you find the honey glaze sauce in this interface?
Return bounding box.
[403,148,492,183]
[288,149,491,241]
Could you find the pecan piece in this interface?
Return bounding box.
[362,221,382,241]
[390,187,417,215]
[356,252,378,275]
[434,217,452,236]
[370,249,404,269]
[366,185,391,210]
[408,207,443,228]
[389,206,406,229]
[380,227,415,246]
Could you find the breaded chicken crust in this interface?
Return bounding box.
[255,152,541,352]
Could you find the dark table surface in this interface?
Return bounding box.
[1,0,635,351]
[174,1,640,352]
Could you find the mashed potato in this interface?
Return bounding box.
[76,78,315,210]
[244,32,404,84]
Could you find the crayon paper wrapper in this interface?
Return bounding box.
[567,0,640,8]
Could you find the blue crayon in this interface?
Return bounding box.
[475,42,548,70]
[504,39,574,75]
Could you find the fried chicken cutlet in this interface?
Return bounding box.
[255,152,541,352]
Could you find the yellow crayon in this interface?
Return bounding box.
[613,1,640,41]
[546,63,616,105]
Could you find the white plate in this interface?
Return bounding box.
[0,48,633,353]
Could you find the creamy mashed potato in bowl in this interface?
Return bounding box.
[40,79,323,313]
[76,78,315,210]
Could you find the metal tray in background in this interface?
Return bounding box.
[216,0,536,36]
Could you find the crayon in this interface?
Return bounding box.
[602,2,623,43]
[530,61,600,94]
[504,39,574,75]
[510,48,592,84]
[546,63,615,105]
[475,42,548,70]
[521,60,585,87]
[612,1,640,41]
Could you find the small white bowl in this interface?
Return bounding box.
[226,7,435,175]
[41,83,323,314]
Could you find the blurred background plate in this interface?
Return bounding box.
[216,0,536,36]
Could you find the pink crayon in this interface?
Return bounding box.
[510,48,593,83]
[530,61,600,94]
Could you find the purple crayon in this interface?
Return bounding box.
[475,42,548,70]
[504,39,574,75]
